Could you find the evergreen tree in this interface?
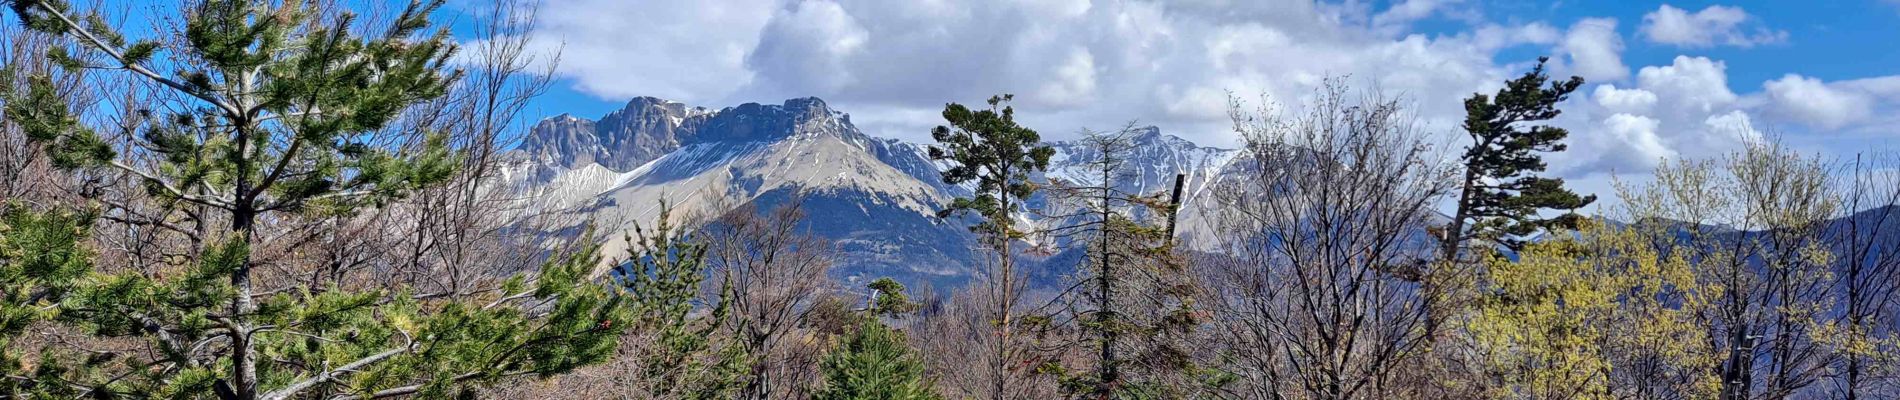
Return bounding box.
[1443,57,1596,256]
[927,93,1055,399]
[813,320,940,400]
[1041,125,1202,398]
[866,277,919,318]
[612,204,751,399]
[814,281,939,400]
[0,205,92,396]
[1,0,630,398]
[0,199,629,398]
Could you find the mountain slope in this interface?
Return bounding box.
[509,96,1251,288]
[510,97,983,285]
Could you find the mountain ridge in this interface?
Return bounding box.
[508,95,1245,287]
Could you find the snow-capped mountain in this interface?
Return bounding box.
[506,96,1246,288]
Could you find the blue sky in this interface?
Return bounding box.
[1466,0,1900,85]
[67,0,1900,208]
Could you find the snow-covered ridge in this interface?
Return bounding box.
[502,96,1251,285]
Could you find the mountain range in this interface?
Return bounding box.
[501,96,1248,289]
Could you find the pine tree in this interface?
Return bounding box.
[1443,57,1596,256]
[867,277,919,318]
[0,205,92,397]
[814,281,939,400]
[1,1,631,398]
[927,93,1055,399]
[613,204,751,399]
[1041,125,1202,398]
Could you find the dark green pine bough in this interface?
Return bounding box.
[926,94,1054,399]
[813,279,937,400]
[2,0,628,398]
[1442,57,1597,257]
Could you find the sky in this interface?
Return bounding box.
[70,0,1900,209]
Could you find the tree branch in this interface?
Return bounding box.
[29,1,244,118]
[260,342,414,400]
[107,160,233,209]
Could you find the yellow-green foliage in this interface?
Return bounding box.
[1470,221,1718,400]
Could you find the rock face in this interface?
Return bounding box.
[519,97,850,172]
[507,96,1250,289]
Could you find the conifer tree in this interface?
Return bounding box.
[0,205,91,396]
[867,277,919,318]
[814,281,939,400]
[1041,125,1201,398]
[613,204,751,399]
[1,0,631,398]
[927,93,1055,399]
[1443,57,1595,256]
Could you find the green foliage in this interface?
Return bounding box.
[10,0,463,213]
[0,203,632,398]
[928,94,1055,238]
[814,319,941,400]
[0,205,93,395]
[613,205,750,399]
[0,0,632,398]
[866,277,918,318]
[1451,57,1596,252]
[0,74,113,168]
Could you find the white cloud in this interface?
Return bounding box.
[1034,48,1100,107]
[505,0,1585,147]
[1763,74,1872,130]
[1592,84,1656,114]
[1470,22,1559,52]
[1637,56,1737,116]
[1559,18,1626,82]
[1550,56,1756,177]
[1639,4,1787,48]
[1370,0,1463,34]
[500,0,1900,193]
[745,0,870,95]
[517,0,776,101]
[1703,110,1762,143]
[1593,113,1674,170]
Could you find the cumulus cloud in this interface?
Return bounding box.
[1748,74,1900,133]
[495,0,1898,189]
[1637,56,1737,116]
[1762,74,1873,130]
[745,0,870,95]
[1370,0,1466,34]
[511,0,776,101]
[1592,85,1656,114]
[549,0,1526,146]
[1639,4,1787,48]
[1596,113,1674,169]
[1559,18,1626,82]
[1550,56,1758,177]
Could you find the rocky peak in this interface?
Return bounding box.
[520,114,601,169]
[782,96,831,115]
[517,96,864,172]
[695,97,854,143]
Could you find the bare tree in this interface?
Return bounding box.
[703,195,838,399]
[1201,82,1457,400]
[1828,153,1900,399]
